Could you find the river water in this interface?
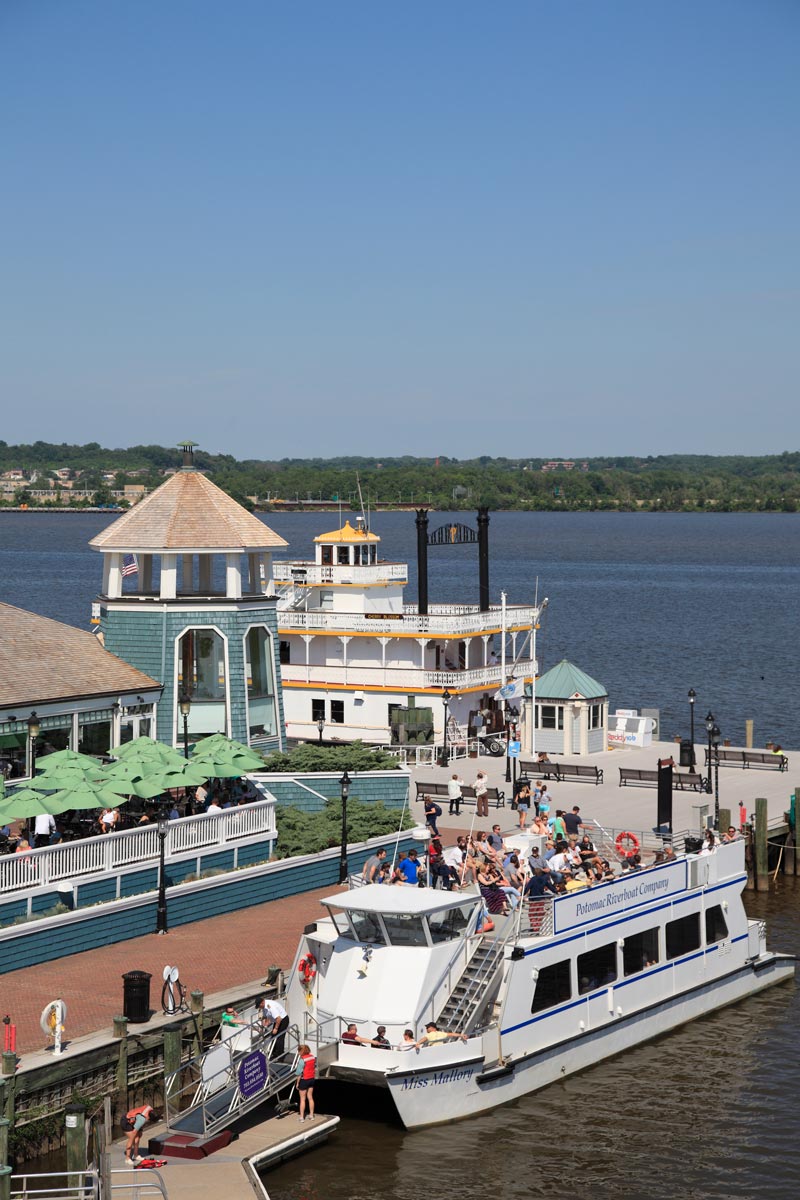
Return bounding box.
[1,510,798,1196]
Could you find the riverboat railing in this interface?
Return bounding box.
[277,602,536,637]
[0,798,277,895]
[278,660,534,691]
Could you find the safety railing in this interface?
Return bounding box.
[277,601,536,636]
[9,1172,98,1200]
[0,798,277,895]
[109,1167,168,1200]
[278,661,534,691]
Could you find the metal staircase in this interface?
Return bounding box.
[436,935,509,1034]
[275,582,308,611]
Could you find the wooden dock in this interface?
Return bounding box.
[115,1111,339,1200]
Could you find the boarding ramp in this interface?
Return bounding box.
[159,1011,300,1149]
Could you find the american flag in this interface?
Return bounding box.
[122,554,138,577]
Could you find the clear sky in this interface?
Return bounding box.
[1,0,798,459]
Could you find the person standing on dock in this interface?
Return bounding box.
[259,996,289,1057]
[447,774,464,817]
[474,771,489,818]
[295,1044,316,1121]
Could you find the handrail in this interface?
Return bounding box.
[109,1167,169,1199]
[10,1172,98,1200]
[415,906,484,1024]
[0,798,277,895]
[445,924,518,1033]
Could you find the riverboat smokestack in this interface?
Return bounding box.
[477,507,490,612]
[416,509,429,615]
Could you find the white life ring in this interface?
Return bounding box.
[40,999,67,1038]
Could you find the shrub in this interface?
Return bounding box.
[261,740,400,775]
[275,797,413,859]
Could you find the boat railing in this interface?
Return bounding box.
[0,798,277,895]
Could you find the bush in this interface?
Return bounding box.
[275,797,413,859]
[262,740,401,774]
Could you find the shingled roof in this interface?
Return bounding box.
[536,659,607,701]
[89,470,287,553]
[0,603,161,708]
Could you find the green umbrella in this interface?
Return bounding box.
[134,763,210,799]
[34,749,104,771]
[192,750,264,776]
[100,760,154,786]
[0,789,74,820]
[46,782,130,812]
[193,735,256,758]
[35,766,132,795]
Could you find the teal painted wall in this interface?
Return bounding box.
[0,834,417,975]
[100,600,285,751]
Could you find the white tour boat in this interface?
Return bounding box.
[273,516,541,749]
[284,840,794,1128]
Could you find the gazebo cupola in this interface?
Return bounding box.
[89,442,288,751]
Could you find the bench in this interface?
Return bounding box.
[705,748,788,772]
[519,760,604,785]
[414,781,505,809]
[619,767,705,791]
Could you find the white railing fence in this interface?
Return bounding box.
[0,799,276,895]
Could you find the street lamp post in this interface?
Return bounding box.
[178,692,192,760]
[317,718,325,744]
[711,723,721,830]
[506,705,519,788]
[338,770,350,884]
[705,711,715,795]
[156,816,169,934]
[27,710,40,778]
[688,688,696,768]
[441,690,451,767]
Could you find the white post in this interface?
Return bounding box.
[225,553,242,600]
[160,554,178,600]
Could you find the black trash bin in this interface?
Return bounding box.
[122,970,152,1023]
[679,739,694,768]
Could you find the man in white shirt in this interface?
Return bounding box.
[447,774,464,817]
[34,812,56,847]
[259,996,289,1056]
[206,797,222,814]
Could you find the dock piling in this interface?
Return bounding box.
[745,720,754,749]
[64,1103,86,1190]
[113,1016,128,1097]
[163,1023,183,1103]
[754,797,768,891]
[190,990,204,1061]
[719,808,731,837]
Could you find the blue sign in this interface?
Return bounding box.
[508,741,521,757]
[238,1050,268,1099]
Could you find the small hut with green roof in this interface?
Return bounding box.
[534,659,608,756]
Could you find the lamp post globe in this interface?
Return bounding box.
[317,718,325,744]
[27,710,40,778]
[178,692,192,760]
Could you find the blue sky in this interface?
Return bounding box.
[1,1,798,458]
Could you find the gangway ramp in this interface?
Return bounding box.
[153,1015,301,1158]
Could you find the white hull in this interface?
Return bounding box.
[386,954,793,1128]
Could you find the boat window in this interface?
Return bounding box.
[705,905,729,945]
[622,927,660,976]
[427,904,476,943]
[337,546,350,565]
[577,943,618,993]
[530,959,571,1014]
[345,910,386,945]
[321,546,333,565]
[666,912,701,960]
[379,913,429,947]
[323,905,349,936]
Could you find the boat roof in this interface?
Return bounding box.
[314,520,380,544]
[320,883,478,916]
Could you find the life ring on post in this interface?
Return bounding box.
[615,831,640,858]
[298,953,317,986]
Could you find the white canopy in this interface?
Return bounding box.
[320,883,479,917]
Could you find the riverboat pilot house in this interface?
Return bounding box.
[89,444,287,753]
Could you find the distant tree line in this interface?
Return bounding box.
[1,441,799,512]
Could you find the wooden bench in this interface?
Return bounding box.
[519,760,604,785]
[414,781,505,808]
[705,748,788,772]
[619,767,705,791]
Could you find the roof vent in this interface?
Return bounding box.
[178,441,198,470]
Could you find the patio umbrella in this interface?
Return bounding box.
[134,763,210,800]
[33,749,104,771]
[191,744,265,773]
[0,789,76,820]
[111,736,165,758]
[46,781,131,812]
[100,760,154,786]
[34,766,131,795]
[193,735,257,758]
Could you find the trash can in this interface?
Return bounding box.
[679,739,694,768]
[122,970,152,1023]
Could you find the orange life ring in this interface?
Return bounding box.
[615,831,640,857]
[298,953,317,985]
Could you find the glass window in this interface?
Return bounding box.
[666,913,701,960]
[337,546,350,565]
[370,546,377,563]
[320,590,334,610]
[538,705,564,730]
[623,928,660,976]
[531,959,572,1014]
[78,720,112,757]
[345,910,386,944]
[177,628,227,737]
[321,546,333,565]
[279,640,291,665]
[705,905,729,945]
[245,626,277,739]
[35,726,72,761]
[589,703,603,730]
[428,904,476,943]
[577,943,618,993]
[331,700,344,724]
[311,698,325,723]
[379,914,429,947]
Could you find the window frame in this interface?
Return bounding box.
[666,912,702,961]
[530,958,572,1015]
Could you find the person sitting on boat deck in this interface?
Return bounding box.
[423,796,442,837]
[577,833,596,865]
[443,838,466,886]
[398,1029,417,1051]
[259,996,289,1056]
[362,846,387,884]
[547,843,572,884]
[474,831,501,866]
[397,848,422,885]
[621,853,643,872]
[477,863,510,915]
[527,846,550,875]
[660,845,677,863]
[415,1022,468,1048]
[221,1006,247,1027]
[447,773,464,817]
[699,830,717,856]
[429,838,455,890]
[526,867,558,898]
[377,862,393,883]
[341,1023,379,1047]
[487,825,504,854]
[722,826,741,843]
[487,861,521,909]
[372,1026,391,1050]
[550,810,567,841]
